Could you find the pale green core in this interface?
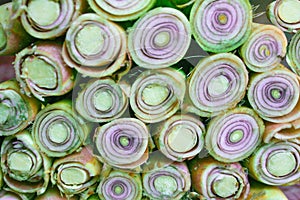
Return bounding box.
[154,175,178,196]
[114,185,124,195]
[277,0,300,23]
[48,122,70,144]
[119,136,130,147]
[93,90,113,111]
[208,75,230,96]
[212,175,239,198]
[8,152,33,173]
[27,0,60,26]
[167,125,197,153]
[259,44,271,57]
[218,13,228,25]
[0,24,7,50]
[229,130,244,143]
[271,89,281,99]
[142,84,170,106]
[75,24,104,56]
[60,167,88,185]
[154,31,171,47]
[22,57,57,88]
[0,103,11,124]
[267,152,297,177]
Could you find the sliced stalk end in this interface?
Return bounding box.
[277,0,300,24]
[142,84,170,106]
[212,174,239,198]
[154,175,178,196]
[267,152,296,177]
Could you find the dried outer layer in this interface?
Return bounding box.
[244,141,300,186]
[189,156,250,200]
[1,130,52,195]
[287,30,300,75]
[205,107,265,163]
[0,189,35,200]
[14,41,75,101]
[129,68,186,123]
[246,181,288,200]
[190,0,252,53]
[35,186,78,200]
[128,7,191,69]
[87,0,155,21]
[142,162,191,200]
[12,0,87,39]
[0,79,40,136]
[185,53,248,117]
[240,23,287,72]
[247,65,300,123]
[267,0,300,33]
[50,146,102,197]
[152,114,205,162]
[263,119,300,144]
[94,118,151,172]
[62,13,127,78]
[75,77,128,123]
[0,3,33,55]
[32,99,90,157]
[97,170,142,200]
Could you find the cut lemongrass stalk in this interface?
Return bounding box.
[62,13,127,78]
[32,100,90,157]
[51,146,102,197]
[239,23,287,72]
[244,141,300,186]
[247,65,300,123]
[186,53,248,117]
[0,189,35,200]
[1,130,52,195]
[190,0,252,53]
[287,30,300,75]
[94,118,151,172]
[152,114,205,162]
[247,181,288,200]
[13,0,87,39]
[205,107,265,163]
[189,156,250,199]
[87,0,155,21]
[0,79,40,136]
[128,7,191,69]
[267,0,300,33]
[35,186,77,200]
[14,41,75,101]
[75,77,128,123]
[0,3,33,56]
[97,170,142,200]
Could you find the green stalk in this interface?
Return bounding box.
[50,146,102,198]
[1,130,52,195]
[14,41,75,101]
[32,99,91,157]
[0,3,33,55]
[286,30,300,75]
[0,79,40,136]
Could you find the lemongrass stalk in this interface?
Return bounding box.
[142,162,191,200]
[0,189,35,200]
[0,79,40,136]
[35,187,77,200]
[287,30,300,75]
[129,68,186,123]
[186,53,248,117]
[87,0,155,21]
[152,114,205,162]
[75,77,128,123]
[189,156,250,199]
[205,107,265,163]
[244,141,300,186]
[0,3,33,56]
[267,0,300,33]
[97,170,142,200]
[1,130,52,195]
[240,23,287,72]
[94,118,151,172]
[128,7,191,69]
[50,146,102,197]
[14,41,75,101]
[12,0,87,39]
[32,99,90,157]
[62,13,127,78]
[190,0,252,53]
[247,181,288,200]
[247,65,300,123]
